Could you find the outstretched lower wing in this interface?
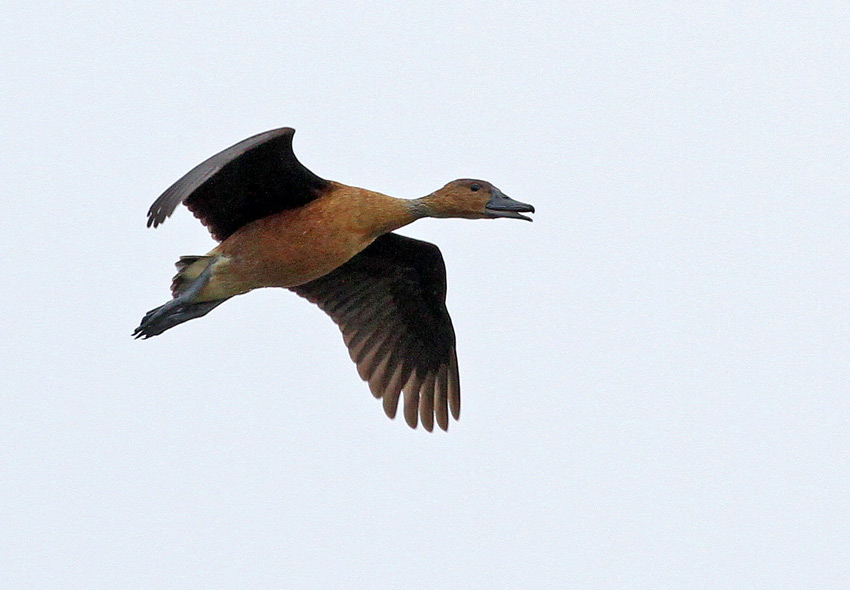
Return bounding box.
[290,233,461,431]
[146,127,331,241]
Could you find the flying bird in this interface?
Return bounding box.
[134,127,534,431]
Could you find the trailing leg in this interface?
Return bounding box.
[133,255,228,339]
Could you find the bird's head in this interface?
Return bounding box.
[419,179,535,221]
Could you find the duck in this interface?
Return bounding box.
[133,127,534,431]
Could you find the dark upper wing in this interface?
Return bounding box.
[290,233,461,431]
[146,127,331,241]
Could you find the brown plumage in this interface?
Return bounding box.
[134,127,534,431]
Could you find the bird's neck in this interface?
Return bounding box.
[330,185,463,239]
[330,185,422,237]
[409,193,455,219]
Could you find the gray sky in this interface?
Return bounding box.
[2,2,849,588]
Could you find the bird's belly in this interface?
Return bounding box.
[198,219,371,300]
[243,241,359,288]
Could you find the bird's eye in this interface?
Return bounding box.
[470,184,482,192]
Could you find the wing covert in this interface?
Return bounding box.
[146,127,330,241]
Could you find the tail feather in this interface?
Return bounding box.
[172,255,216,297]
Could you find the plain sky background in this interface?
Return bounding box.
[2,2,849,588]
